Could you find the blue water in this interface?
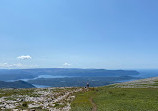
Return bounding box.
[15,75,71,82]
[134,69,158,79]
[33,84,51,88]
[6,75,71,83]
[36,75,69,79]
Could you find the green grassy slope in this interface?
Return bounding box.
[71,87,158,111]
[71,90,94,111]
[71,77,158,111]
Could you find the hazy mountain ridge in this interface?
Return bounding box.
[0,68,140,81]
[0,68,140,88]
[0,80,35,88]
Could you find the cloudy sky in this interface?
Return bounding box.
[0,0,158,69]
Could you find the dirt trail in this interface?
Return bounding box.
[90,97,97,111]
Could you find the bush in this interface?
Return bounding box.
[22,102,28,107]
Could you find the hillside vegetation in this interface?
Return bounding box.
[113,77,158,88]
[71,77,158,111]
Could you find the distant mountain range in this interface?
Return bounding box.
[0,68,140,81]
[0,68,140,88]
[0,80,35,88]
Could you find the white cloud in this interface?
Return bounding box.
[63,62,71,66]
[0,63,23,68]
[12,63,23,67]
[0,63,10,67]
[17,55,32,60]
[0,63,38,69]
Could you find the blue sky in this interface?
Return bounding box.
[0,0,158,69]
